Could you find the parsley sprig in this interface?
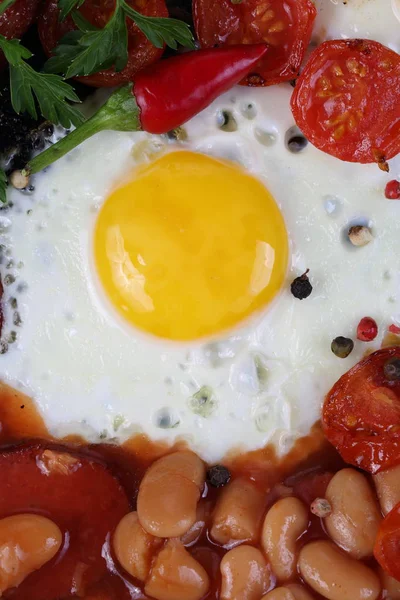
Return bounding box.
[45,0,194,78]
[0,35,84,128]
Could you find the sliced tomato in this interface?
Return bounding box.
[38,0,168,87]
[322,347,400,474]
[0,443,129,600]
[374,502,400,582]
[0,0,42,69]
[291,39,400,166]
[193,0,316,86]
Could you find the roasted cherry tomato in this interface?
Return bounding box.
[322,347,400,474]
[0,443,129,600]
[0,0,42,69]
[38,0,168,87]
[291,39,400,167]
[193,0,316,86]
[374,501,400,582]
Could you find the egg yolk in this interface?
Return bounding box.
[94,151,288,341]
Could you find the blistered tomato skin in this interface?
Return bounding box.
[38,0,168,87]
[193,0,316,86]
[0,0,42,69]
[374,502,400,582]
[0,444,130,600]
[322,347,400,473]
[291,40,400,165]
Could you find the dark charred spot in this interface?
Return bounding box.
[347,39,372,55]
[373,149,389,172]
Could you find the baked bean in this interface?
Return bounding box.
[325,468,381,559]
[220,545,271,600]
[0,514,62,594]
[373,464,400,515]
[145,539,209,600]
[286,584,315,600]
[261,587,295,600]
[113,511,163,581]
[298,540,381,600]
[137,451,206,538]
[210,477,265,545]
[380,567,400,600]
[261,496,308,582]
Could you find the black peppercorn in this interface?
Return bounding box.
[290,269,312,300]
[206,465,231,488]
[331,336,354,358]
[384,358,400,381]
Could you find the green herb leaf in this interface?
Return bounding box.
[0,34,84,128]
[64,6,128,78]
[0,0,17,16]
[0,168,7,204]
[47,0,194,77]
[0,36,32,64]
[58,0,85,21]
[122,2,194,50]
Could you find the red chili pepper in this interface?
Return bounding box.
[133,45,268,134]
[17,44,268,182]
[357,316,378,342]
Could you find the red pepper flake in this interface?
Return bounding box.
[385,180,400,199]
[357,316,378,342]
[389,324,400,335]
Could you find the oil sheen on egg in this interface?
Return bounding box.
[1,42,400,461]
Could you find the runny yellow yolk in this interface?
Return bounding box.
[94,151,289,341]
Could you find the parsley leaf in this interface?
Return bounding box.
[58,0,85,21]
[0,168,7,204]
[0,0,17,16]
[63,6,128,78]
[0,35,84,128]
[48,0,194,77]
[122,2,194,50]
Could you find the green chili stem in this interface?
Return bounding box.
[26,84,141,176]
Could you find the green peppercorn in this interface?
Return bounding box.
[206,465,231,488]
[384,358,400,381]
[331,336,354,358]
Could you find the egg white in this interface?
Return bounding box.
[1,14,400,462]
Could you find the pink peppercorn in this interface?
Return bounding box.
[385,180,400,199]
[357,317,378,342]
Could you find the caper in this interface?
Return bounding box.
[331,336,354,358]
[384,358,400,381]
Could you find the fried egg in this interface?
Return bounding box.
[1,10,400,462]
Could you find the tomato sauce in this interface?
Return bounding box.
[0,382,384,599]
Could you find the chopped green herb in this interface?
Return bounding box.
[0,0,17,16]
[48,0,194,78]
[0,35,84,128]
[113,414,125,432]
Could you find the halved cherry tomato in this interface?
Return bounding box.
[193,0,316,86]
[38,0,168,87]
[0,0,42,69]
[0,443,129,600]
[374,501,400,582]
[322,347,400,474]
[291,39,400,167]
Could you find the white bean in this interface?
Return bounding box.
[220,545,271,600]
[373,464,400,516]
[325,468,381,558]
